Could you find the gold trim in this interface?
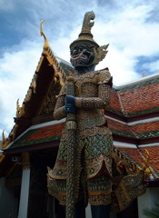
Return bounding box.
[16,99,25,118]
[36,55,44,72]
[2,130,10,149]
[40,20,49,50]
[40,20,66,85]
[0,154,5,163]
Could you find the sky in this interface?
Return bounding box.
[0,0,159,138]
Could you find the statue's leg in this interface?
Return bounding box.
[91,205,110,218]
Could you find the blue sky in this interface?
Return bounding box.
[0,0,159,138]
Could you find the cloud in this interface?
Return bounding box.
[90,2,159,83]
[0,39,42,134]
[144,59,159,73]
[0,0,15,12]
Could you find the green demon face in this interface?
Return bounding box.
[70,43,95,70]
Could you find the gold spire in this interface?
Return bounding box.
[40,20,49,50]
[16,99,25,118]
[40,20,66,84]
[2,130,6,144]
[2,130,9,149]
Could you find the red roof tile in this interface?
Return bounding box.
[120,83,159,114]
[130,121,159,134]
[118,147,143,166]
[107,118,135,137]
[110,90,121,112]
[23,123,65,142]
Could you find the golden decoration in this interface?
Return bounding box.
[31,74,38,93]
[1,122,19,150]
[16,99,25,118]
[2,130,10,149]
[93,44,109,65]
[40,20,49,50]
[2,130,6,144]
[0,155,5,163]
[24,74,38,103]
[40,20,66,85]
[9,124,18,141]
[21,152,30,170]
[24,88,32,102]
[36,56,44,72]
[142,149,151,180]
[112,147,142,175]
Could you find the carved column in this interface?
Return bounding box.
[18,152,30,218]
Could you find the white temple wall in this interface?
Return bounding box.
[17,167,30,218]
[86,204,91,218]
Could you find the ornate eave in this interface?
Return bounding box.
[3,120,152,180]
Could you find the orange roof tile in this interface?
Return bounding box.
[110,90,122,113]
[118,147,143,166]
[130,121,159,134]
[107,119,136,137]
[23,122,65,142]
[120,82,159,115]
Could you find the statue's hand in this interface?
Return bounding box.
[65,95,75,105]
[63,95,76,114]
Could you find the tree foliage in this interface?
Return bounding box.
[143,203,159,218]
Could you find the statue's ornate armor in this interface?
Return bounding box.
[48,68,113,206]
[47,12,147,217]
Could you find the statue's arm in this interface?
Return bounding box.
[53,86,67,120]
[75,70,112,109]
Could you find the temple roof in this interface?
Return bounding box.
[109,73,159,119]
[5,121,65,152]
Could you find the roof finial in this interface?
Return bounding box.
[2,130,6,144]
[40,20,49,49]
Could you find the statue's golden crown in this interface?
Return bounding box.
[70,11,109,65]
